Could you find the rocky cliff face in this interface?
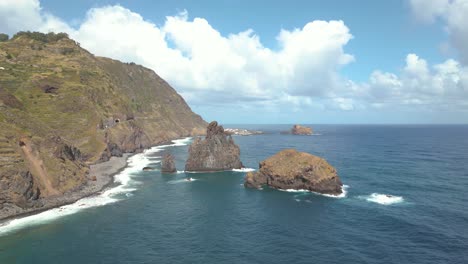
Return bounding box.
[0,32,206,218]
[185,121,243,171]
[161,154,176,173]
[291,125,313,135]
[244,149,343,195]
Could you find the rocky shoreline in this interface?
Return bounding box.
[0,154,130,222]
[0,32,208,218]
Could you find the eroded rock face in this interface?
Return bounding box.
[161,154,176,173]
[0,32,207,220]
[244,149,343,195]
[185,121,243,171]
[291,125,312,135]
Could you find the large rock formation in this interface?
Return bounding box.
[0,32,206,219]
[185,121,243,171]
[244,149,343,195]
[291,125,313,135]
[161,154,176,173]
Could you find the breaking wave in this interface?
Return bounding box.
[232,168,256,172]
[167,178,197,184]
[0,137,193,235]
[361,193,404,205]
[279,185,349,199]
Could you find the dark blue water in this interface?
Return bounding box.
[1,125,467,264]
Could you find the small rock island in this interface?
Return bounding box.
[161,154,177,173]
[291,124,313,135]
[185,121,243,171]
[244,149,343,195]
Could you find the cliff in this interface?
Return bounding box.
[185,121,243,171]
[0,32,206,219]
[244,149,343,195]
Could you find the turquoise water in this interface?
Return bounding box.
[0,125,467,263]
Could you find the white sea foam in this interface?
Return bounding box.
[279,185,349,199]
[0,138,192,235]
[0,190,122,235]
[143,137,191,156]
[186,167,256,173]
[171,137,192,146]
[280,189,310,193]
[362,193,404,205]
[167,178,197,184]
[232,168,256,172]
[322,185,349,198]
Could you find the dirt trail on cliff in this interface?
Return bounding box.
[20,140,59,196]
[0,32,206,219]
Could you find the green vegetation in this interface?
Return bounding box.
[0,31,206,214]
[0,33,8,42]
[12,31,69,43]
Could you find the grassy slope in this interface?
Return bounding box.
[0,33,206,213]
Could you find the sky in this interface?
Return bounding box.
[0,0,467,124]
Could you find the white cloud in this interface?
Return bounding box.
[0,0,72,35]
[75,7,353,103]
[1,0,468,119]
[0,0,42,34]
[332,97,355,111]
[356,54,468,109]
[1,2,354,106]
[410,0,468,65]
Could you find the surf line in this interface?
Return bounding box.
[0,137,193,236]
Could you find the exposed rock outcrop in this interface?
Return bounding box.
[244,149,343,195]
[161,154,176,173]
[291,125,313,135]
[0,32,207,220]
[185,121,243,171]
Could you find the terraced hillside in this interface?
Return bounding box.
[0,32,206,218]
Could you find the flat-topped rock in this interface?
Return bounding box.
[244,149,342,195]
[161,154,176,173]
[185,121,243,171]
[291,125,313,135]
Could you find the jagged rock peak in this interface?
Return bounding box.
[185,121,243,172]
[161,153,177,173]
[206,121,226,139]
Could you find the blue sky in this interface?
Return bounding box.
[39,0,447,80]
[1,0,467,124]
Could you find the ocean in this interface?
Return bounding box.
[0,125,467,264]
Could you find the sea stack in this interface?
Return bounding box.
[161,154,177,173]
[244,149,343,195]
[185,121,243,171]
[291,125,313,135]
